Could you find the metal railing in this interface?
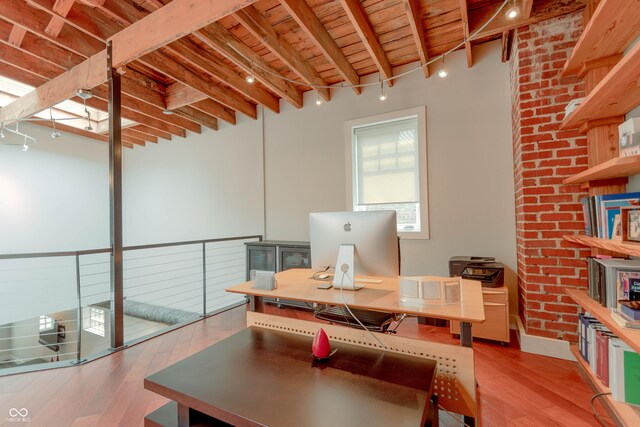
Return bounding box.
[0,235,260,375]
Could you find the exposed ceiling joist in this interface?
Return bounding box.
[0,0,259,123]
[337,0,393,85]
[280,0,361,94]
[470,0,587,40]
[141,52,257,119]
[174,106,219,131]
[233,6,330,102]
[459,0,473,67]
[194,22,303,109]
[403,0,429,78]
[164,39,281,113]
[523,0,535,19]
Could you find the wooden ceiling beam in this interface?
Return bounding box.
[337,0,393,85]
[173,106,219,131]
[0,0,258,122]
[403,0,429,78]
[166,82,206,109]
[141,52,257,119]
[523,0,535,19]
[1,0,103,57]
[164,39,281,113]
[51,0,247,120]
[44,0,76,37]
[0,41,198,133]
[88,84,201,133]
[234,6,330,101]
[470,0,586,40]
[131,124,172,141]
[194,23,303,109]
[122,127,157,144]
[0,18,83,68]
[193,99,236,126]
[166,83,236,125]
[459,0,472,67]
[7,25,27,47]
[280,0,360,94]
[501,30,513,63]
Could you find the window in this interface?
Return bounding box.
[345,107,429,239]
[39,315,54,331]
[84,307,106,337]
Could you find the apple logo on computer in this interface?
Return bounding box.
[344,222,351,232]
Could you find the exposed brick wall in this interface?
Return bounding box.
[510,11,590,342]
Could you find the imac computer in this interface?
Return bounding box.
[309,211,399,289]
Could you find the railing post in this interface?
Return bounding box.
[202,242,207,316]
[72,254,86,365]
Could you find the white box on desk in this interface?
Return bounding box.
[400,276,461,305]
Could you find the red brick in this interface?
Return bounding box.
[545,321,578,332]
[544,303,579,314]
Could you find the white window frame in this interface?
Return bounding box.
[39,315,54,331]
[345,106,429,239]
[83,306,106,337]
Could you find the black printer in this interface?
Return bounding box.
[449,256,504,288]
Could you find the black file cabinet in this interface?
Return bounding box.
[245,241,311,309]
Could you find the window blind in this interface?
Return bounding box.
[353,117,419,205]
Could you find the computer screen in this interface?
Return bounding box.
[309,211,399,279]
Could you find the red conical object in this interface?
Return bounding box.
[312,328,331,360]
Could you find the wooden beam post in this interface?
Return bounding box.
[107,41,124,351]
[459,0,473,67]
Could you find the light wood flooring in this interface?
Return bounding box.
[0,304,613,426]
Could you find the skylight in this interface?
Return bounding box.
[0,76,134,131]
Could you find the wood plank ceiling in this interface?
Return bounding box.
[0,0,586,148]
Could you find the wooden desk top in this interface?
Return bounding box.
[145,326,437,427]
[227,268,485,323]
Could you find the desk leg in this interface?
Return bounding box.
[177,403,190,427]
[249,295,264,313]
[460,321,472,348]
[459,322,476,427]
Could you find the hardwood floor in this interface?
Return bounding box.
[0,304,613,427]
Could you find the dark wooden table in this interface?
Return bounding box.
[144,327,437,427]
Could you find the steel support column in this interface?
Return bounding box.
[108,41,124,350]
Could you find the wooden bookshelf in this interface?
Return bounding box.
[561,40,640,131]
[569,345,640,425]
[566,288,640,354]
[562,0,640,77]
[562,155,640,186]
[563,235,640,258]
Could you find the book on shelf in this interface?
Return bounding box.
[609,338,640,406]
[611,309,640,330]
[587,258,640,308]
[579,193,640,239]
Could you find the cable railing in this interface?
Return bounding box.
[0,235,260,375]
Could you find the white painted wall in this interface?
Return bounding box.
[0,123,109,253]
[263,41,518,308]
[122,113,264,245]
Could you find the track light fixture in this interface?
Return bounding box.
[438,55,448,78]
[379,80,387,101]
[246,60,255,84]
[315,91,323,105]
[50,108,60,139]
[0,121,5,139]
[506,0,520,19]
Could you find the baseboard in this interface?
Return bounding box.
[515,316,575,361]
